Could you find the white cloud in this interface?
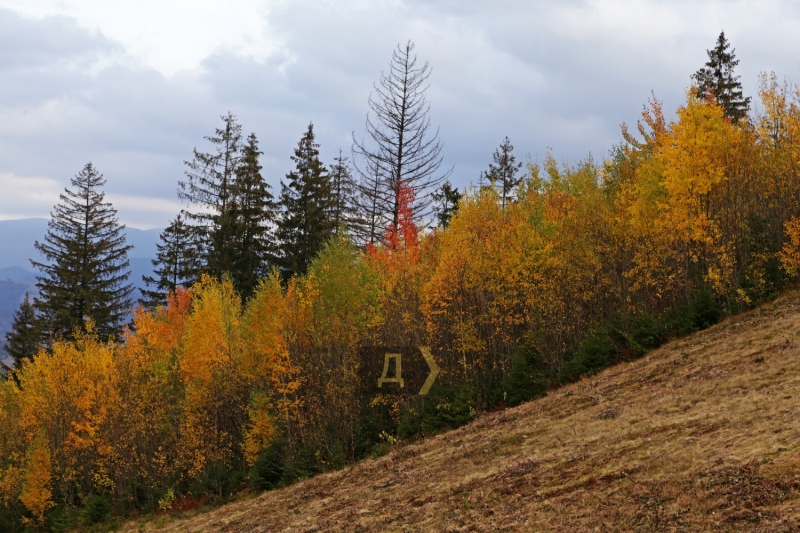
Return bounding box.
[104,193,187,229]
[0,0,283,76]
[0,172,60,219]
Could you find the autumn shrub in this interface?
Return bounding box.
[779,216,800,278]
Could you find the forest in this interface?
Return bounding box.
[4,33,800,531]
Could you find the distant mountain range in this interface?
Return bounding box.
[0,218,161,361]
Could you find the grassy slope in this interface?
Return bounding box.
[127,292,800,532]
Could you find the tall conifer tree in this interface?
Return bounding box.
[179,112,243,279]
[32,163,133,342]
[693,31,751,123]
[277,123,334,277]
[140,214,200,307]
[231,133,277,299]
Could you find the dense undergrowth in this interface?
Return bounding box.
[6,77,800,530]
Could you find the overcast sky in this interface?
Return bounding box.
[0,0,799,229]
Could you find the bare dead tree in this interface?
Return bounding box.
[351,146,390,244]
[352,40,451,243]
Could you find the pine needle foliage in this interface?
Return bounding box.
[141,214,200,308]
[179,112,243,279]
[432,181,462,229]
[3,293,39,371]
[277,123,335,278]
[31,162,133,343]
[231,133,278,299]
[480,137,523,210]
[693,31,751,123]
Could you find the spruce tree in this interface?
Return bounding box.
[32,163,134,342]
[277,123,335,278]
[231,133,277,299]
[179,112,242,279]
[329,150,357,234]
[693,31,751,123]
[481,137,522,209]
[3,293,39,370]
[432,181,462,228]
[140,214,200,307]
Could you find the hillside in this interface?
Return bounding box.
[121,293,800,532]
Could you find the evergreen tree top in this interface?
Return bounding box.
[230,132,277,298]
[32,162,133,342]
[179,112,243,228]
[278,123,335,278]
[140,213,200,308]
[693,31,751,123]
[480,136,523,209]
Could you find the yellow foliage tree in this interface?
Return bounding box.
[779,217,800,277]
[177,276,249,485]
[0,378,24,513]
[20,430,53,527]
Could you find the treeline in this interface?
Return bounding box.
[5,32,800,531]
[3,41,452,365]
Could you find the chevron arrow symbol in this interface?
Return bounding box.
[418,346,439,396]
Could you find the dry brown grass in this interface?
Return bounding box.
[124,293,800,532]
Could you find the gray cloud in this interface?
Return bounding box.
[0,8,116,70]
[1,1,799,228]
